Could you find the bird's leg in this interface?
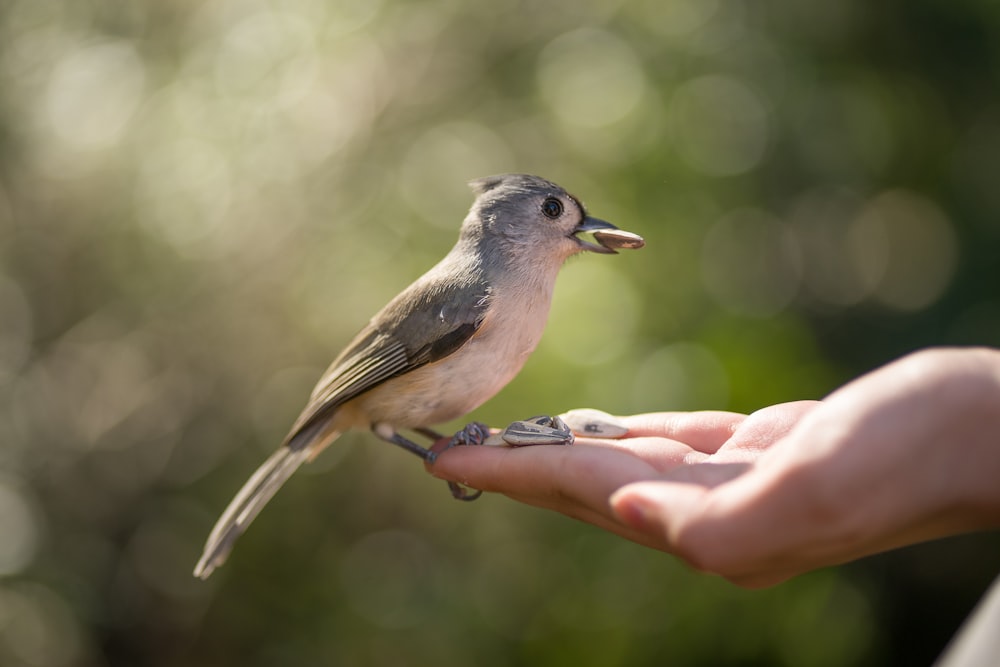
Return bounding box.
[384,424,487,501]
[373,425,438,463]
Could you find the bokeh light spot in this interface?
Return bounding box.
[0,275,33,377]
[849,190,958,311]
[399,122,514,229]
[668,74,770,176]
[44,40,145,151]
[135,138,232,252]
[0,479,40,575]
[0,583,81,667]
[792,83,892,177]
[543,262,641,366]
[631,342,729,411]
[788,188,870,307]
[701,208,802,317]
[326,0,383,34]
[213,11,318,106]
[537,28,647,128]
[634,0,720,38]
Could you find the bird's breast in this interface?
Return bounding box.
[356,276,556,428]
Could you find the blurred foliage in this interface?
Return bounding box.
[1,0,999,665]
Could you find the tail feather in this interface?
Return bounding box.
[193,445,314,580]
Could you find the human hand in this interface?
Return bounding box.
[428,348,1000,587]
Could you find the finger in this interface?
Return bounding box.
[429,442,663,512]
[610,481,809,587]
[721,401,822,456]
[611,468,860,584]
[610,480,760,576]
[610,476,801,569]
[610,480,706,541]
[572,435,709,472]
[618,411,747,454]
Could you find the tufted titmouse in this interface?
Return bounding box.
[193,174,643,579]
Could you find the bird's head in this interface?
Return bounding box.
[464,174,626,261]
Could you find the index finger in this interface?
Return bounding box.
[428,440,663,508]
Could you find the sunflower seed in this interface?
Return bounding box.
[559,408,629,438]
[593,228,645,251]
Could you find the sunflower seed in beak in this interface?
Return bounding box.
[593,229,645,252]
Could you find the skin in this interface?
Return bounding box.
[428,347,1000,588]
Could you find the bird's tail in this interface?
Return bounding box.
[193,444,317,580]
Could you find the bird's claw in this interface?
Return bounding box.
[439,421,490,501]
[447,481,482,501]
[444,421,491,449]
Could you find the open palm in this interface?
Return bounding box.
[430,348,1000,587]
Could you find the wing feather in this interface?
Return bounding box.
[283,271,491,450]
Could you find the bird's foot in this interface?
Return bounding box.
[447,481,482,501]
[447,421,492,448]
[435,415,585,501]
[438,421,491,501]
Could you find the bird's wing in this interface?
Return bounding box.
[194,277,490,578]
[282,274,491,450]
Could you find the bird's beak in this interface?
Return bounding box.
[571,216,619,254]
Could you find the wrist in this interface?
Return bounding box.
[962,348,1000,524]
[924,347,1000,529]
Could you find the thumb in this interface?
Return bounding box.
[610,461,750,534]
[609,481,707,539]
[611,472,798,586]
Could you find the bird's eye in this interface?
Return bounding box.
[541,197,563,219]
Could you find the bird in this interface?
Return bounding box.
[193,173,637,579]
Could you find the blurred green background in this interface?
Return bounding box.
[1,0,999,665]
